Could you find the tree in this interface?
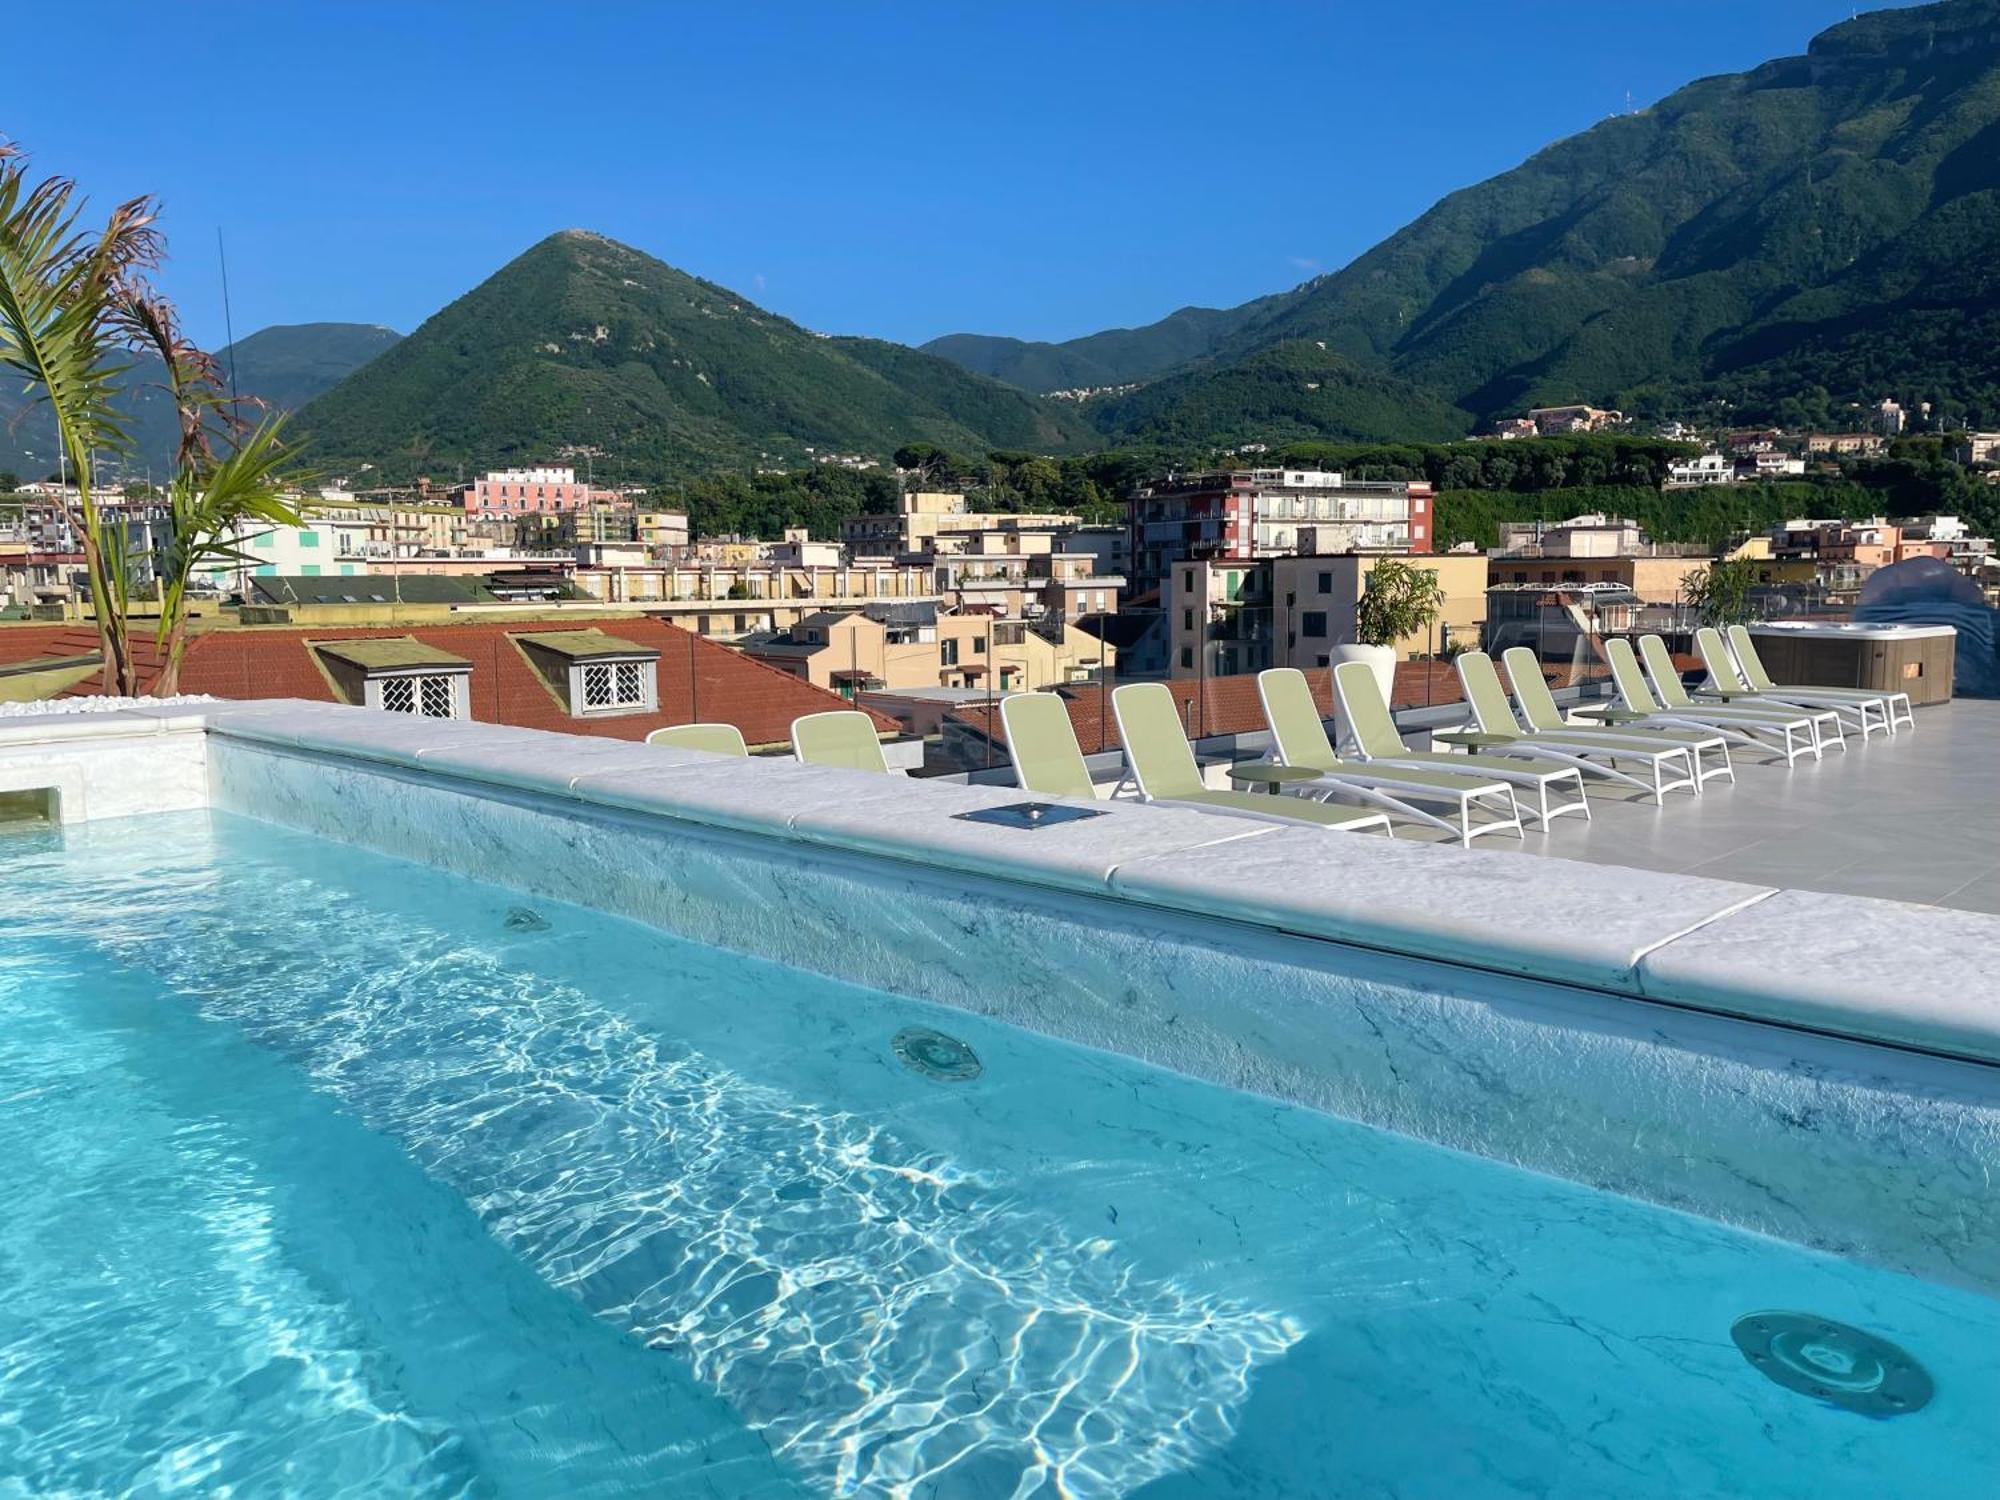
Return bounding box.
[1356,560,1447,647]
[0,142,161,693]
[0,470,18,492]
[0,144,302,696]
[122,287,303,694]
[1680,558,1757,627]
[892,442,963,487]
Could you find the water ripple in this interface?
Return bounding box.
[19,834,1303,1498]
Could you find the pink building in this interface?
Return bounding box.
[452,466,618,518]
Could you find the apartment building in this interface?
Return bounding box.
[0,538,82,613]
[567,559,943,639]
[189,508,383,590]
[1129,469,1434,606]
[1805,432,1887,457]
[452,466,622,518]
[387,504,473,555]
[1487,553,1711,606]
[1901,515,1996,578]
[1495,514,1646,557]
[1037,551,1123,623]
[742,602,1112,696]
[840,491,1079,559]
[1167,553,1487,679]
[763,528,843,568]
[636,510,693,551]
[1768,517,1958,597]
[1489,514,1714,604]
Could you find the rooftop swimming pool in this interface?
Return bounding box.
[5,809,1997,1497]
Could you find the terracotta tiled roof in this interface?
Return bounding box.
[0,624,88,666]
[49,617,893,748]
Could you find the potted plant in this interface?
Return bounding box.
[1334,559,1446,705]
[1679,557,1756,628]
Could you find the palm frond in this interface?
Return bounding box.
[0,143,162,693]
[0,152,159,467]
[154,414,308,655]
[116,284,247,477]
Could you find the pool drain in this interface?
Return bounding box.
[1730,1312,1932,1417]
[503,906,551,932]
[891,1026,982,1082]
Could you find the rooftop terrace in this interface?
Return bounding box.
[1482,698,2000,915]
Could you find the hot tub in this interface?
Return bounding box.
[1748,621,1956,706]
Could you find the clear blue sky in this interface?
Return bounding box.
[18,1,1914,352]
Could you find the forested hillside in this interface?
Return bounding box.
[293,232,1089,481]
[928,1,2000,448]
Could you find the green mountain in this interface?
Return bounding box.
[1085,340,1472,446]
[934,0,2000,442]
[293,231,1090,481]
[1193,0,2000,429]
[216,322,401,413]
[0,321,396,481]
[919,295,1292,394]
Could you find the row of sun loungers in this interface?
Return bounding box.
[651,625,1913,848]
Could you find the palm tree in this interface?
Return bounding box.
[118,289,304,695]
[0,142,160,694]
[0,144,303,696]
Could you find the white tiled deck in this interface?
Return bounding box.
[1490,698,2000,915]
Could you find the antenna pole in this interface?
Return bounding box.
[217,228,241,400]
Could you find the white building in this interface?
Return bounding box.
[1664,453,1736,488]
[190,512,382,591]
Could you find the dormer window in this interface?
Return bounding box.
[380,673,462,717]
[582,658,650,711]
[513,630,660,717]
[312,638,473,719]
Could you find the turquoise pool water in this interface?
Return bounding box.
[3,810,1996,1497]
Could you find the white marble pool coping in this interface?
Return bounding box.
[6,697,1999,1069]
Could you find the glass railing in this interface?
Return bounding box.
[926,603,1490,770]
[895,586,1905,776]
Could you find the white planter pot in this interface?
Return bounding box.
[1330,643,1397,708]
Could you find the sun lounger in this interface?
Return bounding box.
[647,722,749,756]
[1694,627,1890,742]
[1251,668,1525,846]
[1110,682,1393,836]
[1727,624,1913,734]
[1455,651,1699,805]
[1502,646,1733,791]
[791,710,896,773]
[997,691,1099,799]
[1310,663,1589,830]
[1636,633,1844,753]
[1603,637,1819,767]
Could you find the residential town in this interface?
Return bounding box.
[7,432,1995,770]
